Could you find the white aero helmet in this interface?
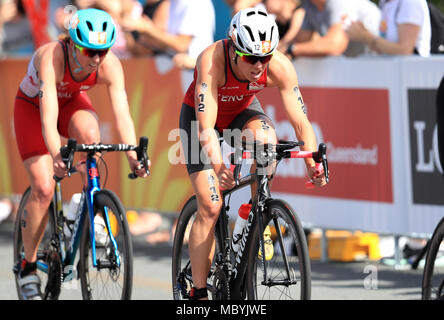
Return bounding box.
[229,8,279,56]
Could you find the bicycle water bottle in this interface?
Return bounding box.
[231,203,251,254]
[64,193,82,239]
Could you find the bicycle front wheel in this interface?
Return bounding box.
[246,199,311,300]
[422,217,444,300]
[78,189,133,300]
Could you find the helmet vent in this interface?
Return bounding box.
[111,30,115,41]
[236,34,245,49]
[244,25,255,42]
[259,31,266,41]
[76,28,83,41]
[258,11,267,17]
[86,21,93,31]
[246,11,255,16]
[103,22,107,31]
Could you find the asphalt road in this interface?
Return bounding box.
[0,221,424,301]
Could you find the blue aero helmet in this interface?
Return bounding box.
[68,8,116,50]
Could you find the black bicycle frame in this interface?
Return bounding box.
[216,166,272,300]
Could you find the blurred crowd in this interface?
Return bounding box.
[0,0,439,68]
[0,0,216,69]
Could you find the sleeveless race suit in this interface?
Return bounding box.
[183,39,268,131]
[14,40,98,161]
[180,39,272,174]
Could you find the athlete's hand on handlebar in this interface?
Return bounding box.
[308,163,328,187]
[128,157,151,179]
[218,166,235,190]
[53,152,68,178]
[128,136,150,179]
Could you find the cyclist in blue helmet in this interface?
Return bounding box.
[13,8,150,300]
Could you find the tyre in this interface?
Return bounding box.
[13,187,61,300]
[422,217,444,300]
[78,189,133,300]
[171,197,226,300]
[246,199,311,300]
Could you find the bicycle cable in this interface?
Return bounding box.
[96,152,109,188]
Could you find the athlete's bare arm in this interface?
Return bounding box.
[97,52,147,176]
[33,42,68,177]
[267,51,326,185]
[194,41,234,187]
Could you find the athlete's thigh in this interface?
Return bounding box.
[14,94,49,161]
[59,92,100,143]
[241,115,277,145]
[226,98,277,146]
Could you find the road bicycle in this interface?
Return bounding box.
[13,137,149,300]
[172,140,329,300]
[421,216,444,300]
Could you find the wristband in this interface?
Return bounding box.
[286,43,296,59]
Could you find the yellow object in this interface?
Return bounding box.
[258,225,274,261]
[269,225,287,241]
[107,212,119,237]
[107,210,139,237]
[126,210,139,224]
[308,230,381,262]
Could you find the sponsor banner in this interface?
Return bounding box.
[0,58,194,212]
[408,88,443,205]
[257,87,393,203]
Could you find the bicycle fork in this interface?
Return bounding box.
[255,174,296,288]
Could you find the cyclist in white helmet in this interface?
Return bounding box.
[179,8,328,299]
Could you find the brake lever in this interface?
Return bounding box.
[60,138,77,177]
[128,136,150,179]
[229,149,244,186]
[313,143,329,184]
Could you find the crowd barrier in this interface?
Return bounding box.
[0,54,443,237]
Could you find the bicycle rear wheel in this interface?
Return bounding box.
[246,199,311,300]
[422,217,444,300]
[171,197,226,300]
[13,187,61,300]
[78,189,133,300]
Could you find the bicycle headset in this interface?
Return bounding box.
[229,8,280,56]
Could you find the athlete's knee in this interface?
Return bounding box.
[78,125,100,144]
[30,180,54,205]
[243,120,277,145]
[197,199,222,225]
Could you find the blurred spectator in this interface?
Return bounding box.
[287,0,381,58]
[125,0,170,56]
[122,0,215,69]
[0,0,34,56]
[264,0,305,53]
[345,0,431,57]
[225,0,265,15]
[22,0,52,48]
[0,197,13,223]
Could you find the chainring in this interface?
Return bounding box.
[44,250,62,300]
[212,266,230,300]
